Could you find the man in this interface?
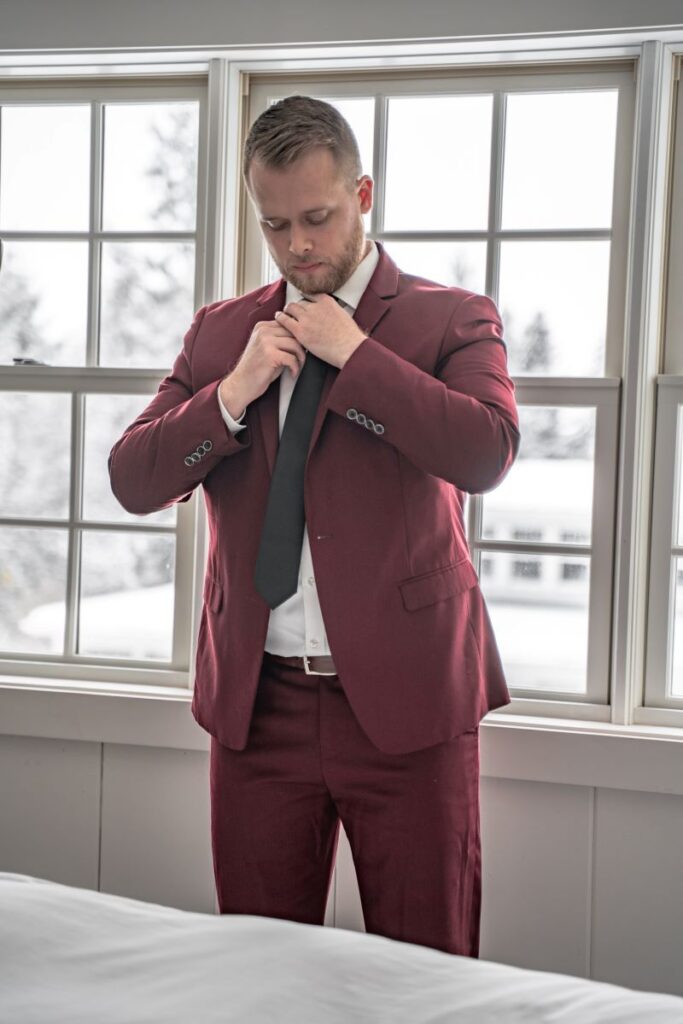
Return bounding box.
[108,95,520,958]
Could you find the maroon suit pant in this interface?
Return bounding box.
[209,650,481,957]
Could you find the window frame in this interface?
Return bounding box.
[244,67,629,721]
[640,63,683,724]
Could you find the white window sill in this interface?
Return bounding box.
[1,676,682,795]
[0,675,206,752]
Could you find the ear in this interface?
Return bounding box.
[357,175,373,213]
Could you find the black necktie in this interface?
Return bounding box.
[253,295,343,608]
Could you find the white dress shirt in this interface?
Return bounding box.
[216,239,380,656]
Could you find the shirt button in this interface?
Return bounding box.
[307,576,314,586]
[310,639,319,647]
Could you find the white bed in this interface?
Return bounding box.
[2,871,682,1023]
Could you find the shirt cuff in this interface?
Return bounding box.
[217,382,247,432]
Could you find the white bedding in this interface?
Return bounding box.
[1,872,682,1023]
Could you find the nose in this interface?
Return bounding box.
[288,224,313,258]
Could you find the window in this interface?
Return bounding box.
[0,77,206,685]
[512,560,542,580]
[562,563,588,582]
[2,42,681,732]
[245,66,629,712]
[645,62,683,715]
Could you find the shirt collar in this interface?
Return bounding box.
[285,239,379,312]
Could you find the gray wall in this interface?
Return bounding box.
[0,0,682,51]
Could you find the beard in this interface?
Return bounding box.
[275,216,367,296]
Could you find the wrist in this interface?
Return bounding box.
[341,336,367,367]
[219,372,247,419]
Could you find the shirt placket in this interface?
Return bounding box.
[300,525,331,656]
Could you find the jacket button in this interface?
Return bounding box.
[346,408,358,420]
[184,456,194,466]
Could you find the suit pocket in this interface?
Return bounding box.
[203,574,223,614]
[398,556,478,611]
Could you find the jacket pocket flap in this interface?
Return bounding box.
[203,575,223,613]
[398,558,478,611]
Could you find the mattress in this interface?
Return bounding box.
[1,871,682,1023]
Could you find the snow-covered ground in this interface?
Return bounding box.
[18,583,174,662]
[16,582,683,698]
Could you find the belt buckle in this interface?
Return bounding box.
[303,653,337,676]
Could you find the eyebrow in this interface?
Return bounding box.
[260,207,330,221]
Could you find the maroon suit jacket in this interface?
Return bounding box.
[108,241,520,754]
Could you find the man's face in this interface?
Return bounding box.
[247,146,373,296]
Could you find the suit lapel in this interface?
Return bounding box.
[245,279,286,478]
[251,242,400,477]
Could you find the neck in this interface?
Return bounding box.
[348,238,370,278]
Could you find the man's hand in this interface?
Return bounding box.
[218,317,307,413]
[219,294,368,419]
[274,293,367,369]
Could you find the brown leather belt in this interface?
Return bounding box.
[264,651,338,676]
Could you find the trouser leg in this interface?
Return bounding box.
[209,656,341,926]
[318,671,482,957]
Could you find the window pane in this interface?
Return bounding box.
[676,407,683,546]
[500,240,610,376]
[481,406,595,543]
[99,241,195,367]
[0,392,71,520]
[481,552,591,693]
[384,95,493,231]
[78,530,175,660]
[313,96,374,233]
[502,90,618,230]
[0,104,90,231]
[83,395,176,525]
[1,527,69,655]
[672,557,683,699]
[0,240,88,366]
[265,250,282,284]
[319,97,374,176]
[102,102,199,232]
[382,240,486,292]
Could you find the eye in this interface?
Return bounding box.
[307,213,328,226]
